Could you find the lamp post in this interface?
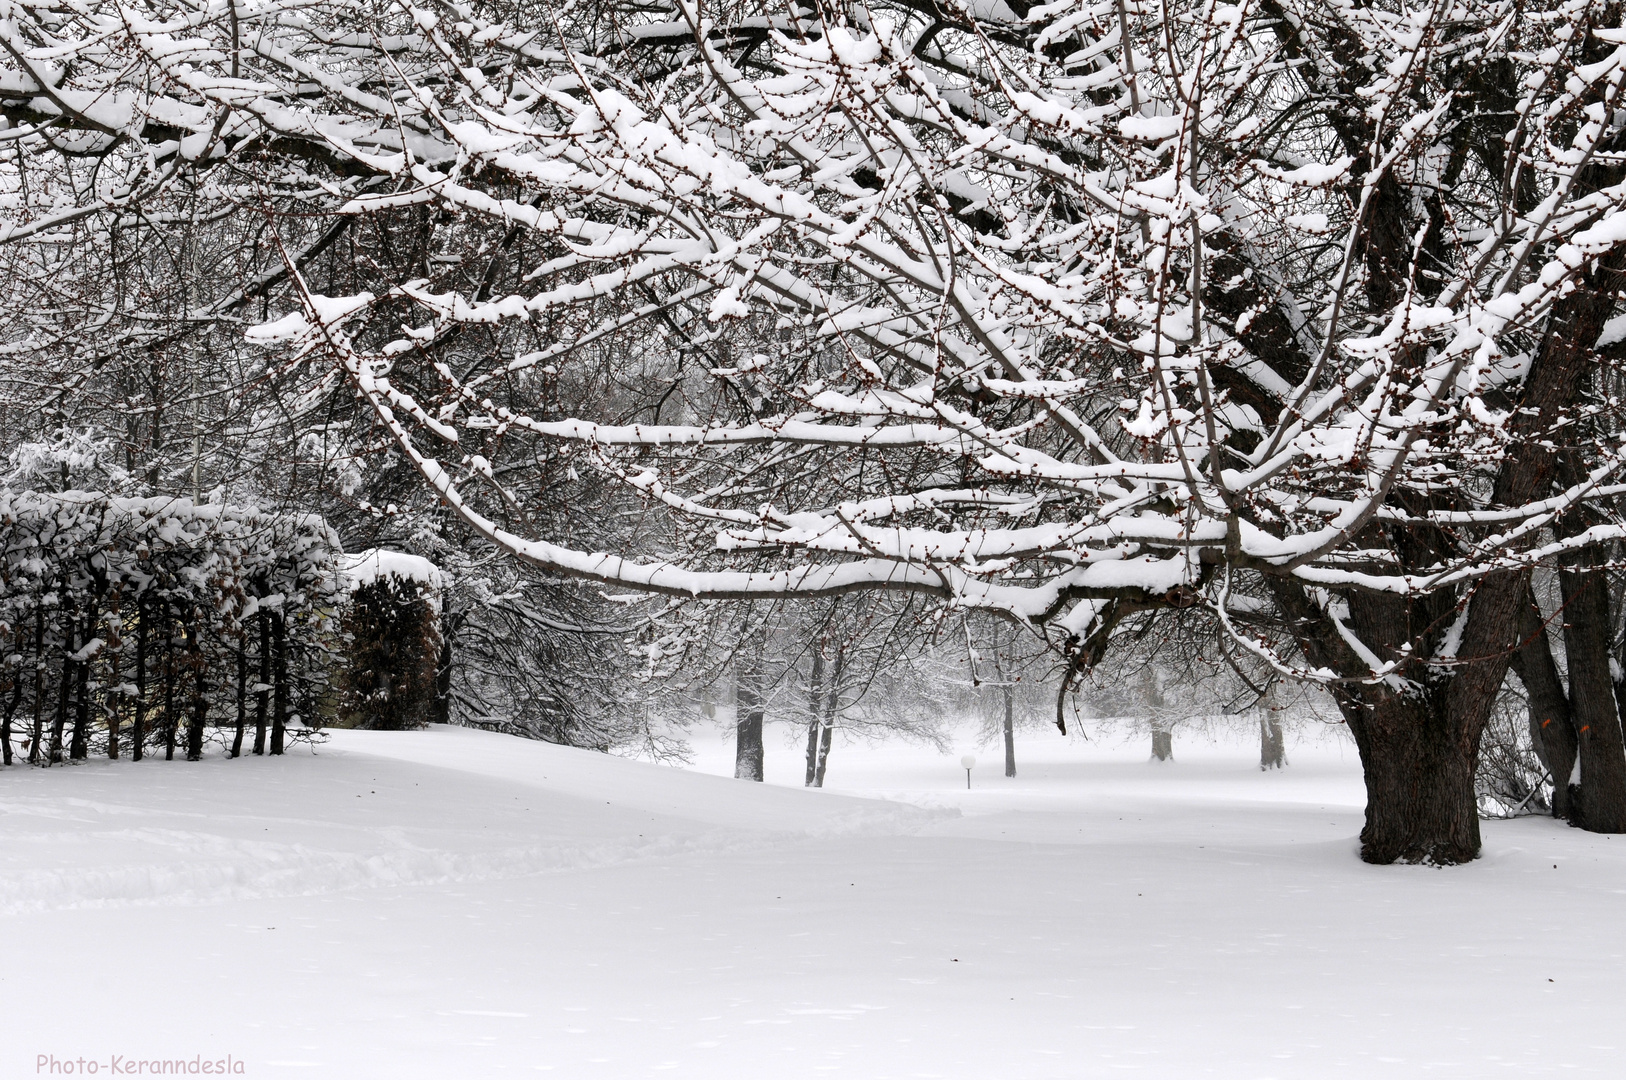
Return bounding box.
[961,755,976,790]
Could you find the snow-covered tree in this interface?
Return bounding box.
[13,0,1626,861]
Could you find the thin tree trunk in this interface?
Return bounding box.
[185,608,207,762]
[29,607,45,765]
[231,636,247,758]
[252,613,269,755]
[49,588,74,766]
[814,720,833,786]
[69,605,96,761]
[106,603,119,760]
[1,652,21,765]
[804,646,825,787]
[1558,566,1626,831]
[131,594,146,762]
[1002,683,1016,778]
[433,608,457,725]
[813,646,843,788]
[734,650,764,782]
[163,602,179,761]
[1259,684,1286,770]
[270,612,288,756]
[1144,667,1170,761]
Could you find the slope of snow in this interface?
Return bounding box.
[2,725,1622,1078]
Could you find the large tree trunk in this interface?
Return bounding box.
[1509,584,1576,819]
[734,653,764,782]
[1271,580,1488,865]
[1558,566,1626,831]
[1346,692,1482,865]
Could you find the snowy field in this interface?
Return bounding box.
[3,723,1623,1079]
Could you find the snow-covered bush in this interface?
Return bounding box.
[0,490,344,763]
[335,551,443,731]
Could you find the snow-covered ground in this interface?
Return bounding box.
[3,723,1622,1078]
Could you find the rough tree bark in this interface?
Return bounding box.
[1346,689,1483,865]
[1271,581,1483,864]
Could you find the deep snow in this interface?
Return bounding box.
[2,724,1622,1078]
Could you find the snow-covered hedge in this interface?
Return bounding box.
[0,490,346,764]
